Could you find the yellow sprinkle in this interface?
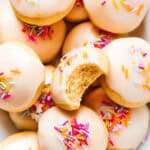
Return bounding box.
[112,0,119,9]
[136,4,144,16]
[82,52,88,60]
[59,73,63,84]
[10,69,21,74]
[143,84,150,91]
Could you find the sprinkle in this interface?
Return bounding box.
[75,0,84,7]
[112,0,144,16]
[0,72,14,100]
[10,69,21,74]
[100,0,106,6]
[99,99,131,135]
[92,29,117,49]
[22,24,53,43]
[54,118,90,150]
[82,52,88,60]
[121,65,129,79]
[25,84,55,122]
[136,4,144,16]
[112,0,118,9]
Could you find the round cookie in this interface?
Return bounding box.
[0,109,18,142]
[62,22,123,55]
[51,45,109,110]
[102,37,150,107]
[9,0,75,26]
[66,0,88,22]
[0,132,40,150]
[0,0,66,63]
[83,0,149,33]
[0,42,44,112]
[84,88,150,149]
[38,106,108,150]
[9,65,55,130]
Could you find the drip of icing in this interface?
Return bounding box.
[54,118,90,150]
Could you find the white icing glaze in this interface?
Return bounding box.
[0,0,66,63]
[0,42,44,112]
[38,106,108,150]
[83,0,149,33]
[10,0,75,18]
[51,45,109,110]
[0,132,40,150]
[104,38,150,103]
[84,88,150,149]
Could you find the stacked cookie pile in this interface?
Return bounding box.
[0,0,150,150]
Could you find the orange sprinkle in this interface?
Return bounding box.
[10,69,21,74]
[59,73,63,84]
[112,0,119,9]
[136,4,144,16]
[82,52,88,60]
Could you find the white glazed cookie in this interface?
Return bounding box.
[0,0,66,63]
[0,42,44,112]
[38,106,108,150]
[62,22,124,55]
[0,132,40,150]
[84,88,150,149]
[51,45,109,110]
[0,109,18,142]
[9,65,55,130]
[102,37,150,107]
[9,0,76,25]
[66,0,88,22]
[83,0,149,33]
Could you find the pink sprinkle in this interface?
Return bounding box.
[28,35,38,43]
[138,66,144,70]
[109,137,114,146]
[0,72,4,75]
[101,0,106,6]
[142,53,148,57]
[54,126,61,133]
[63,56,67,60]
[3,94,11,100]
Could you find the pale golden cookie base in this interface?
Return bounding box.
[101,77,149,108]
[11,2,75,26]
[9,112,37,131]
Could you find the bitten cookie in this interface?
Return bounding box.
[51,45,109,110]
[102,37,150,107]
[83,0,149,33]
[38,106,108,150]
[84,88,150,149]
